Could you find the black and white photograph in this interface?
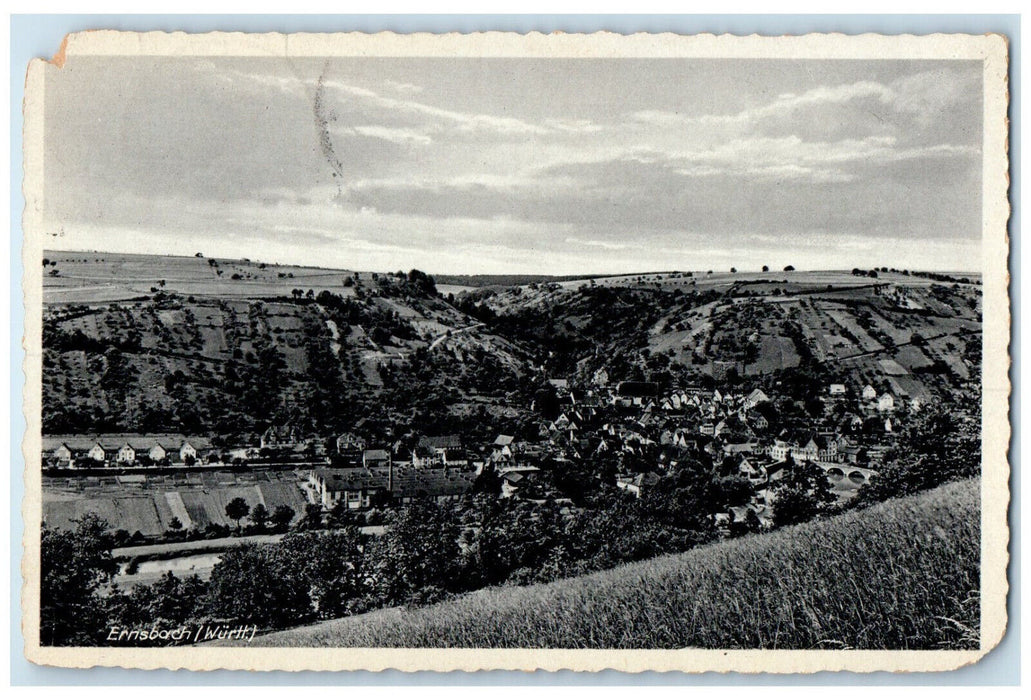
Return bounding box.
[20,30,1010,672]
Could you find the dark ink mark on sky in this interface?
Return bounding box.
[313,60,347,202]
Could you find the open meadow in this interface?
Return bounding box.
[43,251,360,304]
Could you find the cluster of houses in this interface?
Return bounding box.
[520,379,893,523]
[43,377,900,522]
[852,383,917,414]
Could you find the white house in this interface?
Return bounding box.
[116,443,136,464]
[180,441,199,462]
[52,443,73,464]
[862,385,878,401]
[744,388,769,409]
[615,472,661,498]
[877,393,895,413]
[500,471,526,498]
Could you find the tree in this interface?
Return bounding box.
[762,265,769,272]
[250,503,270,530]
[107,571,207,633]
[205,544,313,627]
[225,497,250,531]
[271,505,295,531]
[276,529,368,618]
[772,485,819,527]
[373,501,461,603]
[299,502,324,530]
[40,513,119,645]
[639,468,722,533]
[771,459,835,528]
[729,508,764,537]
[465,499,563,587]
[784,265,796,272]
[715,474,755,509]
[168,517,183,531]
[855,407,980,505]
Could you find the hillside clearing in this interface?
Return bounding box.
[245,479,980,650]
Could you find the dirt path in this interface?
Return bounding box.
[428,323,484,350]
[315,304,342,357]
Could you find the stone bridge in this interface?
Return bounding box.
[815,461,879,485]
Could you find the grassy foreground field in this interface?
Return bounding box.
[248,479,980,650]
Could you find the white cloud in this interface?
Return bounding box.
[345,171,579,195]
[564,237,632,251]
[323,79,550,135]
[384,79,424,94]
[352,125,433,146]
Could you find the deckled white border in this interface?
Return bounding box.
[20,30,1011,673]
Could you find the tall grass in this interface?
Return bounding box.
[252,479,981,650]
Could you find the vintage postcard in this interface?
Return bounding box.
[21,30,1010,673]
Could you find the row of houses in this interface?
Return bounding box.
[42,434,213,468]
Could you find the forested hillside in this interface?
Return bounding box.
[43,252,981,447]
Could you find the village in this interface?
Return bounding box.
[41,373,909,537]
[28,34,1000,658]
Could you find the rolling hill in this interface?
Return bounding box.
[462,268,981,400]
[42,251,981,441]
[241,478,981,650]
[42,251,537,440]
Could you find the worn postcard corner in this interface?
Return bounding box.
[21,29,1010,674]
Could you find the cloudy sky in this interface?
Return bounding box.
[42,56,983,274]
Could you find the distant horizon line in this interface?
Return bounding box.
[41,248,983,278]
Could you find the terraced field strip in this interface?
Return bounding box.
[824,307,883,353]
[868,308,914,345]
[747,336,800,374]
[164,491,194,530]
